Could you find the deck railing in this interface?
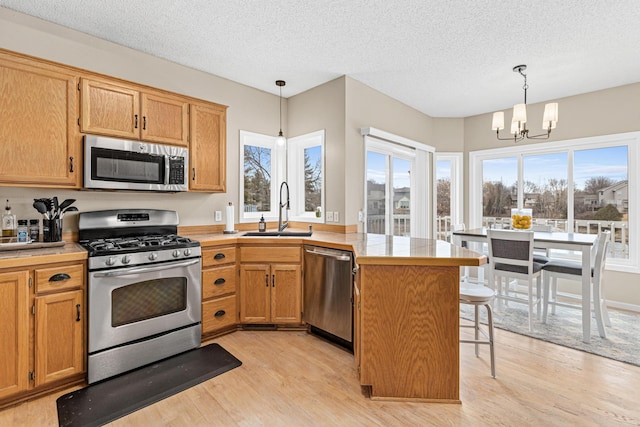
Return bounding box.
[436,216,629,259]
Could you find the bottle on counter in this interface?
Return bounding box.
[29,219,40,242]
[259,215,266,232]
[2,199,17,237]
[17,219,28,243]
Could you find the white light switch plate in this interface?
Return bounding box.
[215,211,222,221]
[326,212,334,222]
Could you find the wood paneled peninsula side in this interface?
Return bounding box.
[191,231,486,403]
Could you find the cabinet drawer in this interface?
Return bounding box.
[35,263,84,293]
[240,246,301,263]
[202,295,237,333]
[202,265,236,299]
[202,247,236,267]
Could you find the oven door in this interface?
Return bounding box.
[88,258,201,353]
[84,135,188,192]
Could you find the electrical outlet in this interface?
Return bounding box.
[333,211,339,222]
[326,211,334,222]
[215,211,222,221]
[358,210,364,222]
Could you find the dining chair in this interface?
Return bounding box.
[487,229,544,331]
[541,231,611,338]
[460,282,496,378]
[531,224,552,264]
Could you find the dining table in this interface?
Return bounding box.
[452,228,599,343]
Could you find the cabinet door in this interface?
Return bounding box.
[140,92,189,146]
[239,264,270,323]
[0,55,80,188]
[271,264,302,323]
[35,290,84,387]
[0,271,30,399]
[80,78,140,139]
[189,102,227,192]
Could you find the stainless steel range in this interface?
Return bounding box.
[78,209,202,384]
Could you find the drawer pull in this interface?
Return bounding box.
[214,278,226,285]
[214,253,226,260]
[49,273,71,282]
[214,310,226,318]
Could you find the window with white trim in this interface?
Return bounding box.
[287,130,325,222]
[435,152,463,241]
[239,130,285,222]
[469,132,638,272]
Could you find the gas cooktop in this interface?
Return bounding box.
[80,234,198,257]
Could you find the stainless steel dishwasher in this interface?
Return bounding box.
[303,245,353,345]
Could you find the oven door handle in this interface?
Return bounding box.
[92,259,200,278]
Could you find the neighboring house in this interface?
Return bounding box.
[576,193,600,212]
[599,180,628,213]
[394,187,410,212]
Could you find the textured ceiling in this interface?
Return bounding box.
[2,0,640,117]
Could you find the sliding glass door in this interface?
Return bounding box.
[365,142,414,237]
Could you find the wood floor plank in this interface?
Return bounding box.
[1,325,639,426]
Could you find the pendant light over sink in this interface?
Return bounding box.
[275,80,286,146]
[491,65,559,143]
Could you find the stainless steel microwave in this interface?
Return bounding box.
[84,135,189,192]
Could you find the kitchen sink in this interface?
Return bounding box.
[242,230,313,237]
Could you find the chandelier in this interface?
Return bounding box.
[275,80,286,146]
[491,65,558,142]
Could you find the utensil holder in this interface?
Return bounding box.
[43,219,63,242]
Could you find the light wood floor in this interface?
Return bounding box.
[2,323,639,426]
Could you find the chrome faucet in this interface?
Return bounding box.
[278,181,290,231]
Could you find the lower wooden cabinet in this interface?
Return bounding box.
[202,295,237,333]
[239,246,302,324]
[0,261,85,406]
[0,271,30,400]
[201,246,238,336]
[35,290,84,387]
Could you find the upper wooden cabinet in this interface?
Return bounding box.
[189,102,227,192]
[80,77,189,146]
[0,53,80,188]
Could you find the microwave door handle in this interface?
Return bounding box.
[164,155,170,185]
[92,259,200,278]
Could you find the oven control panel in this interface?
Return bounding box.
[89,247,202,270]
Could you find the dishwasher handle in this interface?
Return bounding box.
[304,246,351,262]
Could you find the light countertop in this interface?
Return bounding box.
[0,230,486,269]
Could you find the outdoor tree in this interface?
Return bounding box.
[436,178,451,217]
[244,146,271,211]
[304,150,322,211]
[483,181,514,217]
[584,176,615,194]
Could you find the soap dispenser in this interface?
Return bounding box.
[259,215,266,232]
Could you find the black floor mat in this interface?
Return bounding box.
[57,343,242,427]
